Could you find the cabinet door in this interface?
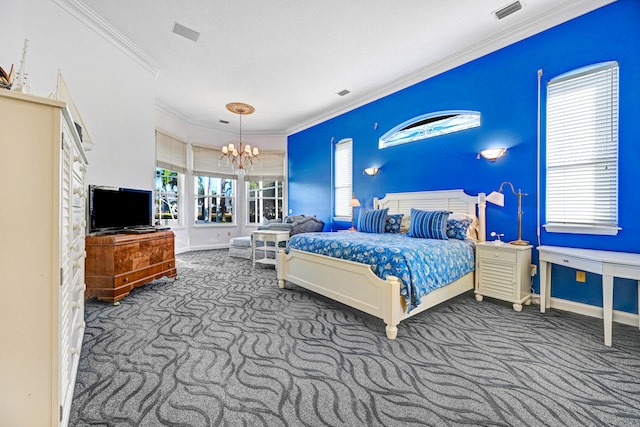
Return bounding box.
[59,118,87,425]
[477,260,517,300]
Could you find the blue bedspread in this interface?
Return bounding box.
[286,232,475,312]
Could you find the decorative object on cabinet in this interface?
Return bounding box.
[0,88,88,426]
[85,231,177,303]
[475,242,532,311]
[220,102,259,173]
[478,147,506,161]
[0,64,14,89]
[486,181,529,245]
[11,38,30,93]
[55,72,94,151]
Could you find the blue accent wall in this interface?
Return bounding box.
[287,0,640,314]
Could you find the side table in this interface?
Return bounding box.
[252,230,290,268]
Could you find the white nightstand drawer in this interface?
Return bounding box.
[477,246,517,263]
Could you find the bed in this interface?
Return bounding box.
[276,189,488,339]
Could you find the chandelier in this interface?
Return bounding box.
[221,102,259,173]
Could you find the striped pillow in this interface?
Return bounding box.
[407,209,451,239]
[357,208,389,233]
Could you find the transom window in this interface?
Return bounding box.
[379,110,480,149]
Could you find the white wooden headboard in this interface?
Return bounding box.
[373,189,487,242]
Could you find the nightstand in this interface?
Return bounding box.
[475,242,533,311]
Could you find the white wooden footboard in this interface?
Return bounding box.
[277,248,403,338]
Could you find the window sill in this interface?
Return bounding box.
[543,224,621,236]
[193,223,237,228]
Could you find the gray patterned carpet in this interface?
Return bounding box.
[70,249,640,426]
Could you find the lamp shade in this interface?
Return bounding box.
[486,191,505,207]
[363,167,379,176]
[479,148,507,161]
[350,197,361,207]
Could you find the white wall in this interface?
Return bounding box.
[2,0,157,192]
[2,0,287,254]
[156,109,287,253]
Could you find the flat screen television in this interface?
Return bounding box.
[88,185,153,234]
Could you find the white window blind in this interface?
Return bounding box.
[545,61,619,234]
[192,145,234,179]
[156,130,187,173]
[334,138,353,218]
[244,151,285,181]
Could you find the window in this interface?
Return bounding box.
[545,61,619,235]
[155,168,180,226]
[379,110,480,149]
[192,145,236,224]
[247,180,284,224]
[194,176,236,224]
[244,151,286,224]
[155,131,187,227]
[334,138,353,219]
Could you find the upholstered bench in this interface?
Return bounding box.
[228,236,252,259]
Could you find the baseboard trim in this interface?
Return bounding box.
[531,294,638,327]
[185,244,230,252]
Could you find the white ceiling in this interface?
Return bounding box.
[61,0,613,135]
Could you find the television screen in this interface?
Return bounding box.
[89,186,153,233]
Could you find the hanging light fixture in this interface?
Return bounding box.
[221,102,259,173]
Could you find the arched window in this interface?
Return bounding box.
[379,110,480,149]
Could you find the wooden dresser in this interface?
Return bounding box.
[85,231,177,303]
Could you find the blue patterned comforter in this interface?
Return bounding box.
[286,232,475,312]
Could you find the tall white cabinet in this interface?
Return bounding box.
[0,89,88,426]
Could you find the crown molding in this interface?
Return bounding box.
[155,101,287,137]
[52,0,160,77]
[285,0,616,135]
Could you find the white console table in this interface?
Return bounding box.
[537,245,640,347]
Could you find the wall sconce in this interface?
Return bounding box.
[486,181,528,245]
[478,148,507,161]
[363,167,380,176]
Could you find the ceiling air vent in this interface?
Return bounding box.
[172,22,200,42]
[494,1,522,20]
[337,89,350,96]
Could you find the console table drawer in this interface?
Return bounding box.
[540,251,602,275]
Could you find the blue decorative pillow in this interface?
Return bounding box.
[446,217,473,240]
[358,208,389,233]
[385,213,404,233]
[407,209,451,239]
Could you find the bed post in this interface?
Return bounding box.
[276,249,285,288]
[477,192,487,242]
[382,275,402,339]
